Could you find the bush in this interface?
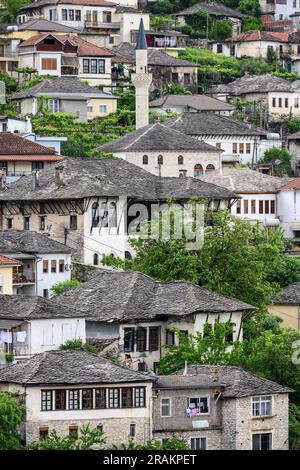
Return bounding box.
[209,19,233,41]
[60,339,97,354]
[51,279,81,295]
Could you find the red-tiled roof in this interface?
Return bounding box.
[264,20,293,28]
[280,178,300,190]
[0,255,21,266]
[19,32,74,47]
[0,133,56,155]
[225,29,296,43]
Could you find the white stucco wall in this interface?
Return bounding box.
[36,253,72,298]
[230,193,278,227]
[277,188,300,238]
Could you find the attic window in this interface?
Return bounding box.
[43,38,55,45]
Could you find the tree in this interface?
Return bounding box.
[209,20,233,41]
[238,0,260,16]
[266,255,300,288]
[51,279,81,296]
[113,435,191,450]
[242,16,263,32]
[28,424,105,450]
[289,404,300,450]
[162,83,192,95]
[0,392,23,450]
[150,15,174,31]
[258,147,292,176]
[0,0,28,21]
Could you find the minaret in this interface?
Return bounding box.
[132,18,152,130]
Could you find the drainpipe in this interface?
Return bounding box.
[35,257,42,296]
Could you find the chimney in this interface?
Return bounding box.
[179,169,187,178]
[183,360,188,375]
[32,170,39,189]
[55,165,64,187]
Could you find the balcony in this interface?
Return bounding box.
[84,21,120,29]
[13,273,35,285]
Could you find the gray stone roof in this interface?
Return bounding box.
[17,18,80,32]
[273,283,300,304]
[56,269,254,323]
[209,74,295,95]
[155,365,292,397]
[113,43,195,67]
[0,295,86,320]
[99,123,219,152]
[175,1,245,20]
[198,169,290,193]
[0,156,236,201]
[0,230,71,255]
[20,0,56,10]
[166,112,267,137]
[10,77,117,101]
[0,349,152,385]
[149,94,234,112]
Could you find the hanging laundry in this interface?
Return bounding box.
[0,331,12,343]
[16,331,27,343]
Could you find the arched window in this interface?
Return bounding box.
[100,201,108,228]
[178,155,184,165]
[206,164,216,173]
[194,164,203,177]
[125,251,132,260]
[157,155,163,165]
[142,155,148,165]
[109,201,117,228]
[91,202,99,228]
[93,253,99,266]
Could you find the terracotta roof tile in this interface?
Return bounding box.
[279,178,300,189]
[0,255,21,265]
[0,133,56,155]
[225,29,296,43]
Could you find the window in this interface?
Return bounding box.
[239,143,244,154]
[161,398,171,417]
[259,200,264,214]
[232,143,237,154]
[49,9,57,21]
[69,426,78,438]
[91,59,97,74]
[149,327,159,352]
[265,200,270,214]
[124,328,134,352]
[294,0,296,7]
[39,427,49,440]
[42,260,49,274]
[95,388,106,409]
[236,199,241,214]
[251,200,256,214]
[217,44,223,53]
[272,97,276,108]
[244,200,249,214]
[103,11,112,23]
[194,164,203,177]
[246,143,251,154]
[136,327,147,352]
[191,437,207,450]
[252,433,272,450]
[295,98,299,108]
[49,99,59,113]
[135,387,145,407]
[70,215,77,230]
[178,155,184,165]
[184,73,190,85]
[206,164,215,173]
[203,322,212,338]
[187,397,209,415]
[225,322,236,342]
[166,330,175,345]
[62,9,67,20]
[51,260,56,273]
[109,202,117,227]
[108,388,119,408]
[285,98,289,108]
[82,389,92,409]
[138,362,147,372]
[157,155,163,165]
[23,217,30,230]
[32,161,44,171]
[98,60,105,74]
[97,425,103,433]
[93,253,99,266]
[271,200,275,214]
[6,218,12,229]
[68,390,79,410]
[278,98,282,107]
[129,423,136,438]
[99,105,107,113]
[59,259,65,273]
[142,155,148,165]
[87,105,93,113]
[109,36,114,45]
[43,289,49,298]
[122,388,133,408]
[68,9,74,21]
[172,73,178,83]
[41,390,52,411]
[41,58,57,71]
[55,390,66,410]
[91,202,99,228]
[75,10,81,21]
[39,216,46,231]
[179,169,187,177]
[83,59,90,74]
[252,396,272,417]
[100,202,108,228]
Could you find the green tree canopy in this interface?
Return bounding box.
[28,424,105,450]
[238,0,260,16]
[51,279,81,296]
[209,19,233,41]
[0,392,23,450]
[259,147,292,176]
[0,0,27,21]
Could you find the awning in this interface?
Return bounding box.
[61,56,79,67]
[0,319,25,329]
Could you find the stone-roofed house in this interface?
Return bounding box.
[17,32,115,87]
[0,296,86,365]
[0,132,62,179]
[0,255,21,295]
[0,156,237,263]
[99,122,223,177]
[175,1,245,36]
[165,112,282,165]
[0,349,153,445]
[269,282,300,330]
[55,269,254,372]
[153,364,292,450]
[112,43,198,91]
[149,94,235,116]
[209,74,300,121]
[9,76,117,120]
[199,168,289,228]
[0,230,72,297]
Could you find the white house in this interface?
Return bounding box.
[0,230,72,298]
[0,349,153,446]
[0,116,32,133]
[277,178,300,243]
[0,295,86,365]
